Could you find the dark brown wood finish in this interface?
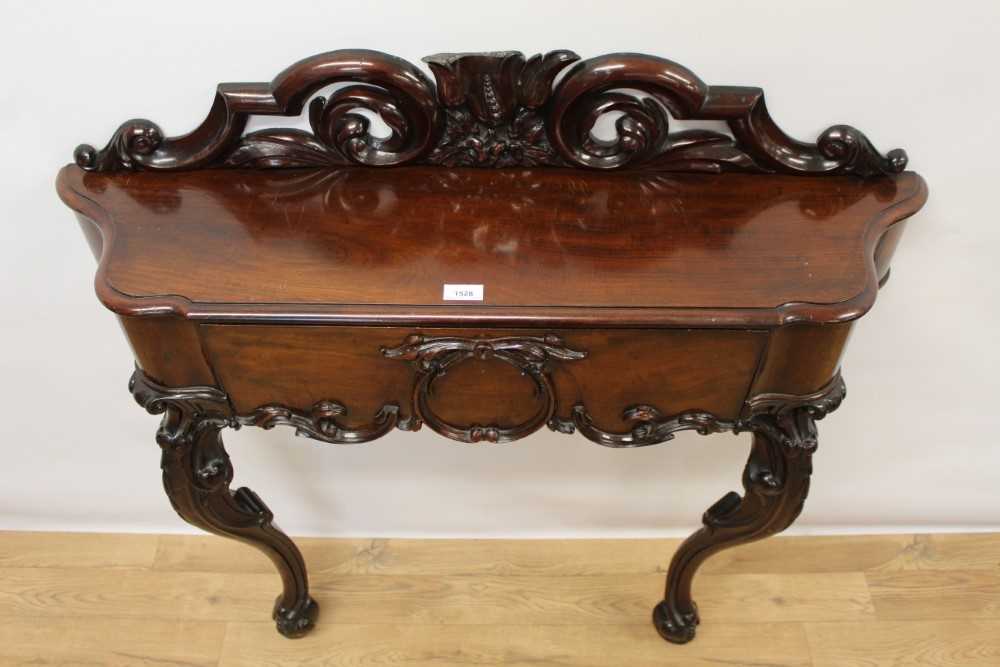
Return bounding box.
[57,166,926,328]
[381,333,588,443]
[72,50,906,177]
[129,370,318,638]
[58,48,927,645]
[194,325,766,441]
[654,372,846,642]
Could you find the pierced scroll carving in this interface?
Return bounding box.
[77,50,440,172]
[239,401,408,444]
[548,405,732,448]
[549,371,846,452]
[75,49,907,178]
[382,333,586,444]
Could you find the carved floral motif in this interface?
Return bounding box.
[422,51,578,167]
[75,49,907,177]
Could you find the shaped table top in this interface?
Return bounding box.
[57,165,926,328]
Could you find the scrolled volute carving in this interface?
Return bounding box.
[130,363,845,453]
[547,54,727,171]
[75,49,907,178]
[129,368,233,449]
[383,333,586,444]
[239,400,405,445]
[129,368,415,448]
[818,125,909,179]
[221,51,441,169]
[75,119,165,172]
[739,372,847,450]
[129,370,239,501]
[128,368,319,638]
[78,50,440,172]
[549,405,733,448]
[307,84,428,167]
[550,371,847,451]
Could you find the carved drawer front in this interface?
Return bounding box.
[199,325,767,445]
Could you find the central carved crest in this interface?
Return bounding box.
[74,47,909,178]
[423,51,577,125]
[422,50,579,167]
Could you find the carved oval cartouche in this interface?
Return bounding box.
[382,334,587,444]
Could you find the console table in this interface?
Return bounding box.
[56,48,927,644]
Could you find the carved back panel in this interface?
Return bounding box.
[75,49,906,178]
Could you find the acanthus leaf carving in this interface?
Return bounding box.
[72,49,909,178]
[647,130,765,174]
[239,400,406,445]
[650,372,845,644]
[130,367,419,449]
[549,371,846,451]
[219,129,347,169]
[129,357,845,453]
[129,367,233,449]
[128,368,319,638]
[549,405,733,448]
[422,50,579,167]
[127,355,848,648]
[738,372,847,450]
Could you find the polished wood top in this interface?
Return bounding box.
[57,165,926,327]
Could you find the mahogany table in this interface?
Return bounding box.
[56,48,927,644]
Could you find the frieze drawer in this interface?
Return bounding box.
[198,325,767,445]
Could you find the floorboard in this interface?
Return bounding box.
[0,530,996,666]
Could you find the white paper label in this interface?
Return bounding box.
[442,284,484,301]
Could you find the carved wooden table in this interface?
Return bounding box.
[56,49,927,644]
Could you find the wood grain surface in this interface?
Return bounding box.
[0,531,996,665]
[56,165,927,327]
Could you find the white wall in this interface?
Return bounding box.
[1,0,998,537]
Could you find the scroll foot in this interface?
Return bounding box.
[130,369,317,639]
[652,598,698,644]
[653,374,845,644]
[274,595,320,638]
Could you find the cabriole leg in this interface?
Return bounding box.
[653,427,813,643]
[130,369,318,638]
[653,374,846,644]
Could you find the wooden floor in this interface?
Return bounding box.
[1,532,999,666]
